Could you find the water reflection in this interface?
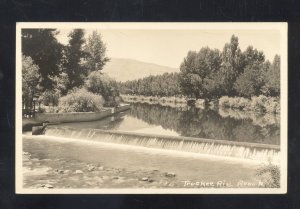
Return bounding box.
[55,103,280,145]
[127,103,280,145]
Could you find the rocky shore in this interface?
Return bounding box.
[23,151,179,189]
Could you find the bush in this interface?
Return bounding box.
[264,97,280,113]
[58,88,104,112]
[256,163,280,188]
[219,95,280,113]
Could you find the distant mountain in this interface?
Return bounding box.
[102,58,179,82]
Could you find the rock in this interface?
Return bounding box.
[165,172,176,177]
[148,179,154,183]
[112,176,119,180]
[55,169,64,174]
[98,166,104,171]
[64,170,71,174]
[75,170,83,174]
[168,183,175,187]
[23,152,30,156]
[44,184,54,189]
[141,177,149,181]
[87,164,96,171]
[88,166,95,172]
[31,158,39,161]
[24,161,32,166]
[36,184,44,188]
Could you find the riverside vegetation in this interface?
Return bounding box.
[21,30,281,189]
[22,29,119,115]
[119,35,280,114]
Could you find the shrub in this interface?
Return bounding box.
[250,95,269,113]
[264,97,280,113]
[219,96,231,108]
[219,96,250,109]
[58,88,104,112]
[256,163,280,188]
[219,95,280,113]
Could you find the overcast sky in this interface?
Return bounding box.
[56,29,281,68]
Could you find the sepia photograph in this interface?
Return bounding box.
[15,22,287,194]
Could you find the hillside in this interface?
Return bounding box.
[102,58,179,82]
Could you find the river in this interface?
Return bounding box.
[22,103,280,189]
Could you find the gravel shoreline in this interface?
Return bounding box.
[23,151,180,189]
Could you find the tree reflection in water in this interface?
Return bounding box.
[128,103,280,145]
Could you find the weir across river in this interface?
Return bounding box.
[44,126,280,164]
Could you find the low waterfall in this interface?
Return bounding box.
[44,126,280,163]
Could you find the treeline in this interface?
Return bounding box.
[120,35,280,99]
[22,29,118,112]
[120,72,181,97]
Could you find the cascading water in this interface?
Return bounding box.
[44,126,280,163]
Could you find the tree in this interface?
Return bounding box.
[84,31,110,72]
[63,29,86,90]
[233,46,267,97]
[217,35,244,96]
[22,29,63,90]
[234,62,269,97]
[85,71,119,106]
[22,55,41,110]
[263,55,280,96]
[243,46,265,67]
[179,47,221,99]
[39,72,69,107]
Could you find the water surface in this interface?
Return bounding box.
[54,103,280,145]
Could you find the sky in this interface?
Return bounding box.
[56,28,281,68]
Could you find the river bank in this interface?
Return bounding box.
[121,94,280,114]
[23,151,180,189]
[22,135,269,189]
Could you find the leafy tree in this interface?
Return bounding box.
[84,31,110,72]
[40,72,69,107]
[217,35,244,96]
[234,62,269,97]
[22,29,63,90]
[22,55,41,110]
[243,46,265,67]
[63,29,86,90]
[85,71,119,106]
[263,55,280,96]
[49,72,69,96]
[234,46,267,97]
[179,47,221,99]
